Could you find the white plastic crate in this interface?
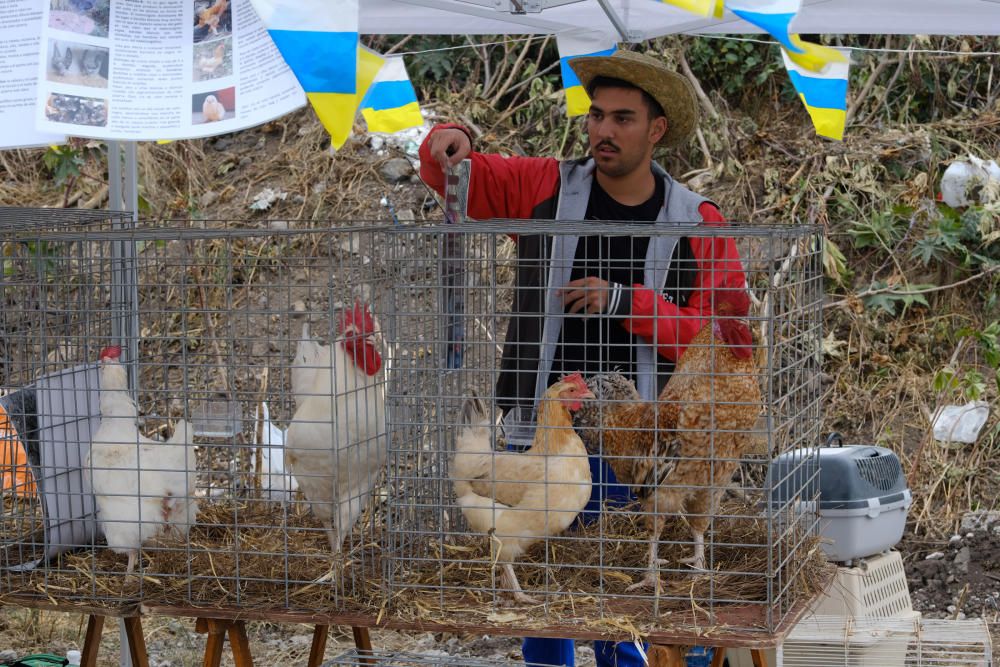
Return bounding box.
[812,550,914,618]
[728,551,915,667]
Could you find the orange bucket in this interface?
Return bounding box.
[0,402,37,497]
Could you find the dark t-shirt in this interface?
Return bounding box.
[550,176,696,389]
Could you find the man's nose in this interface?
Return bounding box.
[593,117,612,140]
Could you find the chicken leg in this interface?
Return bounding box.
[501,562,540,605]
[627,512,667,594]
[126,550,138,574]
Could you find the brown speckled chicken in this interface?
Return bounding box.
[573,288,762,592]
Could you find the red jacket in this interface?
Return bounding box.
[419,124,745,364]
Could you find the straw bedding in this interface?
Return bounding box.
[2,495,828,637]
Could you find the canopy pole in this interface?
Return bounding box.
[394,0,569,32]
[596,0,636,41]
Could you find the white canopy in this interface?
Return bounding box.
[361,0,1000,39]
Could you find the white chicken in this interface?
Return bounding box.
[85,346,199,572]
[254,400,298,500]
[285,303,387,554]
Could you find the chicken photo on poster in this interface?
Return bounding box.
[192,88,235,124]
[47,40,109,89]
[45,92,108,127]
[49,0,111,38]
[193,37,233,82]
[193,0,232,44]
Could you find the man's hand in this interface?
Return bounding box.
[560,277,610,315]
[426,128,472,170]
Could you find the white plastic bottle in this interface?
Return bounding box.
[66,650,82,666]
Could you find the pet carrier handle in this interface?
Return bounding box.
[443,159,471,370]
[825,432,845,447]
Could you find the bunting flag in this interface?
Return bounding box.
[556,33,618,117]
[361,56,424,134]
[252,0,380,148]
[727,0,846,73]
[654,0,724,18]
[726,0,800,51]
[781,47,851,140]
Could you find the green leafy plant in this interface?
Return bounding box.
[847,210,908,252]
[42,145,85,187]
[861,280,935,315]
[685,37,782,98]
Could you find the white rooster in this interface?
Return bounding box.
[285,302,387,554]
[85,346,199,572]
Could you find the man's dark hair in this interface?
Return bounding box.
[585,75,666,120]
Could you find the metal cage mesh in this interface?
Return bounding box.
[384,220,824,635]
[1,210,823,641]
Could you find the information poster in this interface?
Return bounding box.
[34,0,307,140]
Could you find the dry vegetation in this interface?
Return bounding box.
[2,33,1000,664]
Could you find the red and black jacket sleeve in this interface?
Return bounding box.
[418,124,561,220]
[613,204,746,362]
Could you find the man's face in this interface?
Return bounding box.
[586,86,667,179]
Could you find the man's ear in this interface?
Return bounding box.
[650,116,668,144]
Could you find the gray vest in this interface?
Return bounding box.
[531,158,709,407]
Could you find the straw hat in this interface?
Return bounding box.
[569,50,698,147]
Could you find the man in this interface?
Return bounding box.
[419,50,744,667]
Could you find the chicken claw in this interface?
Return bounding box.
[679,534,706,571]
[625,571,662,594]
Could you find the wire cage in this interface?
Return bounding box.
[384,220,826,637]
[1,211,397,614]
[1,208,826,642]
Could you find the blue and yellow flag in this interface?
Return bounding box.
[654,0,724,18]
[361,56,424,134]
[726,0,846,72]
[251,0,382,148]
[781,47,851,140]
[556,33,618,117]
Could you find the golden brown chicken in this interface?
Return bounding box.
[573,288,762,592]
[196,42,226,77]
[451,374,595,604]
[196,0,228,35]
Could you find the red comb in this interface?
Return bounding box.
[562,372,587,390]
[713,289,751,317]
[99,345,122,361]
[340,301,375,335]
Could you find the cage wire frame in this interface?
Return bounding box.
[1,211,825,642]
[1,213,400,613]
[384,219,825,636]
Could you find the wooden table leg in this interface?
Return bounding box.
[307,625,330,667]
[122,617,150,667]
[648,645,687,667]
[198,618,228,667]
[80,615,104,667]
[750,648,769,667]
[710,647,727,667]
[352,626,374,666]
[227,621,253,667]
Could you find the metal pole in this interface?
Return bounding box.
[107,140,136,667]
[123,141,141,392]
